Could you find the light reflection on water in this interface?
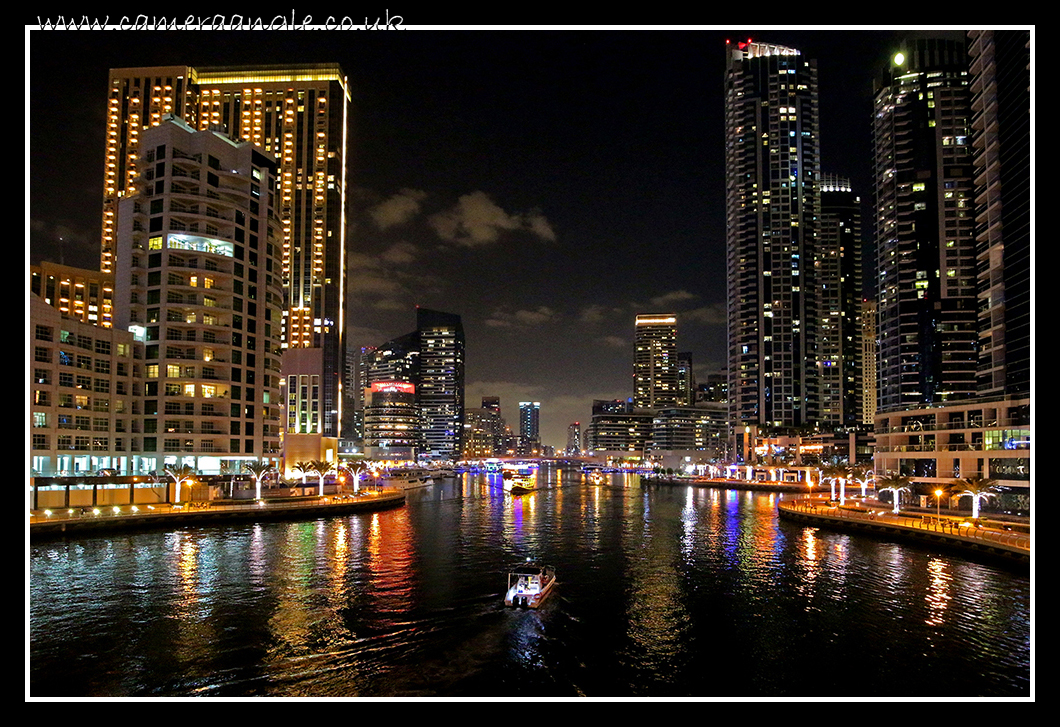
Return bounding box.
[29,466,1030,697]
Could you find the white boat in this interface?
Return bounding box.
[504,560,557,608]
[380,468,435,489]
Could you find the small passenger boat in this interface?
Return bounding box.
[502,466,535,495]
[504,560,557,608]
[588,471,606,486]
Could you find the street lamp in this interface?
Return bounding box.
[935,489,943,528]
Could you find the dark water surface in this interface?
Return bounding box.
[29,466,1031,698]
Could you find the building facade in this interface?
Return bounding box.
[725,40,821,432]
[873,39,978,412]
[112,117,284,471]
[416,308,465,461]
[30,294,140,476]
[872,396,1029,510]
[585,399,654,457]
[818,174,864,429]
[633,314,679,409]
[871,32,1031,513]
[362,381,419,460]
[566,422,583,456]
[101,64,351,461]
[30,262,115,328]
[967,30,1031,398]
[519,401,541,443]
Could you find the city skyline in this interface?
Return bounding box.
[29,26,983,448]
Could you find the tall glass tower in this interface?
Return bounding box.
[967,30,1031,399]
[818,174,864,429]
[873,39,978,412]
[725,40,820,432]
[633,314,679,409]
[519,401,541,442]
[416,307,465,461]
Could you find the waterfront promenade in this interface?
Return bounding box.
[28,489,406,538]
[778,497,1030,565]
[646,475,1030,566]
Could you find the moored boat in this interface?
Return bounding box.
[380,468,435,489]
[504,560,557,608]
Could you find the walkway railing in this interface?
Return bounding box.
[779,499,1030,554]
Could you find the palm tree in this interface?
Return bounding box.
[953,476,1000,520]
[244,461,274,500]
[819,458,849,502]
[292,461,313,487]
[165,464,198,504]
[220,460,241,499]
[876,473,912,514]
[343,460,369,494]
[849,464,874,498]
[309,459,333,497]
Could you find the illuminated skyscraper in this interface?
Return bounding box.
[112,117,284,469]
[871,32,1031,508]
[416,307,465,461]
[519,401,541,443]
[725,40,821,432]
[634,314,679,409]
[363,381,419,460]
[102,64,351,459]
[818,174,864,429]
[566,422,582,456]
[967,30,1031,398]
[873,39,977,412]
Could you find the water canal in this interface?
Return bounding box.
[29,465,1031,697]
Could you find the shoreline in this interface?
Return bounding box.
[776,498,1029,567]
[28,490,406,539]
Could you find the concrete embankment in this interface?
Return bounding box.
[29,491,406,539]
[777,499,1029,567]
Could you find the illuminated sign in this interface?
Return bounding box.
[372,381,415,394]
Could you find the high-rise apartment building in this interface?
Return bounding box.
[415,308,465,461]
[362,381,419,460]
[967,30,1031,398]
[480,396,506,454]
[102,64,351,461]
[566,422,582,456]
[676,351,695,406]
[112,117,284,468]
[462,408,499,460]
[360,308,465,461]
[585,399,653,455]
[633,314,679,409]
[519,401,541,445]
[860,299,878,426]
[30,293,138,476]
[818,175,864,429]
[873,39,978,412]
[725,40,821,432]
[871,32,1031,512]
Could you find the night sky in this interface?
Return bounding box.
[27,25,971,448]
